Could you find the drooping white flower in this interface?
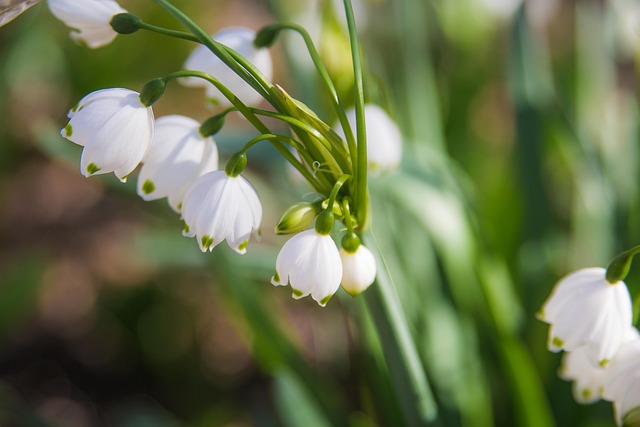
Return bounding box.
[181,170,262,254]
[538,267,633,366]
[271,229,342,306]
[602,330,640,425]
[47,0,127,48]
[559,346,607,404]
[61,88,154,182]
[181,27,272,108]
[333,104,403,174]
[339,244,376,296]
[137,115,218,212]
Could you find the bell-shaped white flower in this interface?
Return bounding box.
[47,0,127,48]
[137,115,218,212]
[333,104,403,174]
[271,225,342,307]
[181,169,262,254]
[339,242,376,296]
[602,330,640,425]
[559,346,607,404]
[538,267,633,366]
[61,88,154,182]
[181,27,272,108]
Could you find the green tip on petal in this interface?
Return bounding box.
[535,309,545,320]
[319,295,332,306]
[552,336,564,348]
[141,179,155,195]
[581,388,592,401]
[201,235,214,250]
[238,240,248,252]
[273,271,280,283]
[64,124,73,137]
[599,359,609,367]
[292,289,303,297]
[183,222,190,234]
[86,163,101,175]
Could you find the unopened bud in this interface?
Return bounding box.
[199,114,226,137]
[110,13,142,35]
[139,78,166,107]
[254,24,280,48]
[225,152,247,177]
[275,201,321,235]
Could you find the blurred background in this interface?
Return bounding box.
[0,0,639,426]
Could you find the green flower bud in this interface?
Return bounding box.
[275,201,322,235]
[110,13,142,34]
[199,114,226,137]
[139,78,166,107]
[254,24,280,48]
[341,232,360,253]
[225,152,247,177]
[315,210,335,236]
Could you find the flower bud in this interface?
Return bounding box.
[314,210,335,236]
[275,201,322,235]
[254,24,280,48]
[225,152,247,177]
[139,78,166,107]
[110,13,141,34]
[199,113,226,137]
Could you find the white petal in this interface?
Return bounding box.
[48,0,126,48]
[340,245,377,296]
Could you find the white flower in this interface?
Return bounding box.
[271,229,342,306]
[182,27,272,108]
[559,346,607,404]
[333,104,403,174]
[538,267,633,366]
[47,0,126,48]
[181,170,262,254]
[340,244,376,296]
[137,115,218,212]
[61,88,154,182]
[602,330,640,425]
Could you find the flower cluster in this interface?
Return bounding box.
[538,263,640,425]
[49,0,397,306]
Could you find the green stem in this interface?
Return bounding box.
[152,0,279,107]
[160,71,327,194]
[259,23,357,162]
[342,0,369,231]
[137,21,200,42]
[249,108,350,176]
[326,174,351,211]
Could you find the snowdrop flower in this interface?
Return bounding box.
[538,267,633,366]
[333,105,403,174]
[182,27,272,108]
[339,234,376,296]
[47,0,127,48]
[181,164,262,254]
[559,346,608,404]
[271,212,342,306]
[602,330,640,425]
[137,115,218,212]
[61,88,154,182]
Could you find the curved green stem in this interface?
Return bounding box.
[240,133,303,153]
[249,108,350,176]
[137,20,200,42]
[158,70,328,194]
[326,174,351,210]
[258,23,357,162]
[152,0,279,107]
[342,0,369,231]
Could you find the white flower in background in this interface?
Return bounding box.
[181,170,262,254]
[340,244,376,296]
[333,105,403,174]
[611,0,640,55]
[47,0,127,48]
[559,346,608,404]
[61,88,154,182]
[537,267,633,366]
[272,229,342,306]
[181,27,272,108]
[602,330,640,425]
[137,115,218,212]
